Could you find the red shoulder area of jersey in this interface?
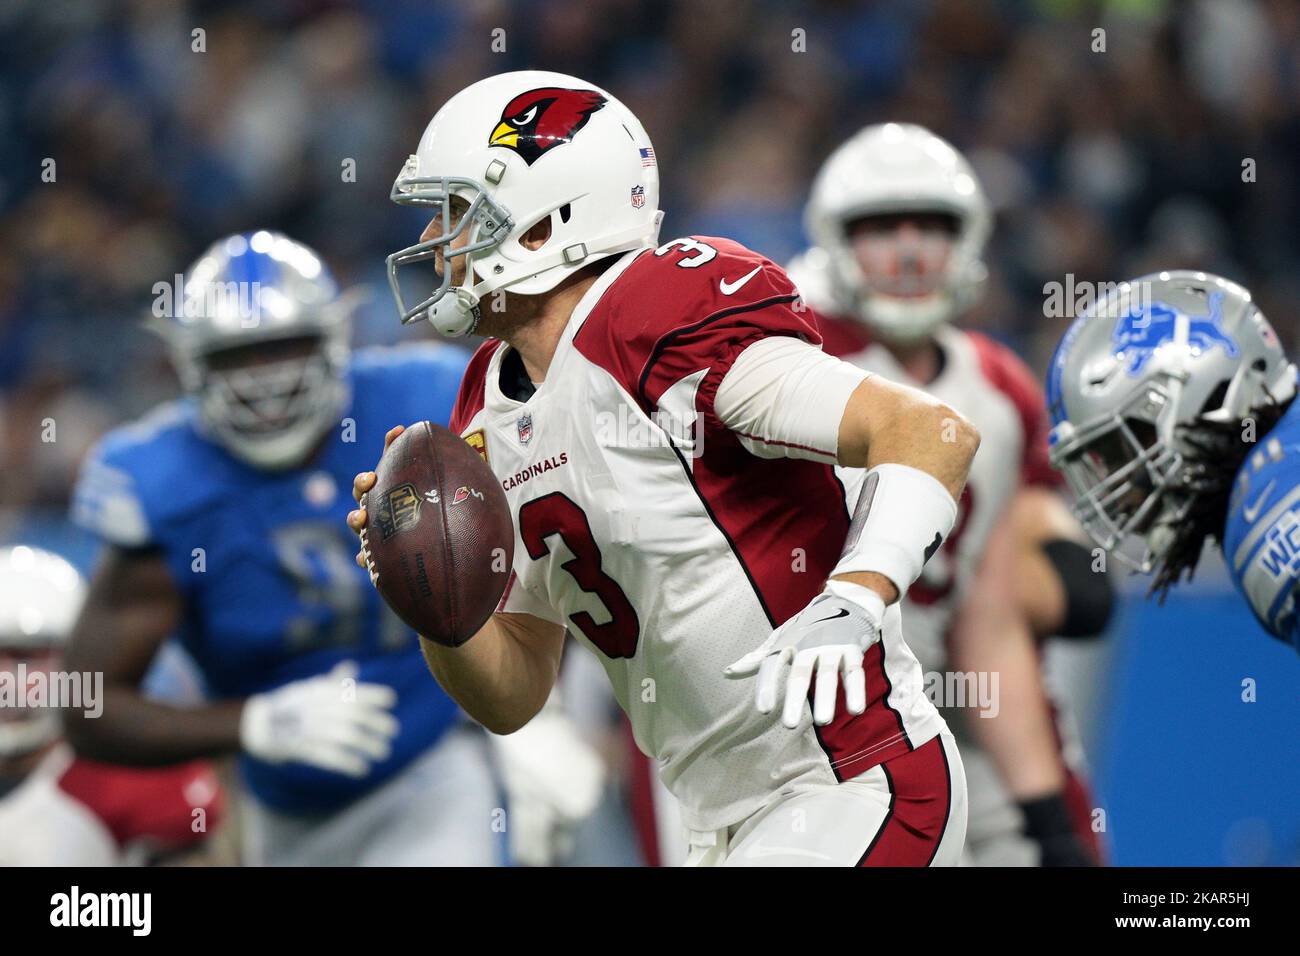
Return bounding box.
[57,757,225,851]
[449,337,504,435]
[966,330,1060,488]
[575,236,820,413]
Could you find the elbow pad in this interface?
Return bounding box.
[1042,538,1114,639]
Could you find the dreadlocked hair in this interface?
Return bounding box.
[1149,391,1294,602]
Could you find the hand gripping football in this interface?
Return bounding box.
[360,422,514,646]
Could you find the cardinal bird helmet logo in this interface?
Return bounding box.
[488,87,608,165]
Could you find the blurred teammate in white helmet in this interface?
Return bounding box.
[0,545,224,865]
[788,123,1115,866]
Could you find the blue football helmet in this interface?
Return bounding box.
[154,231,351,469]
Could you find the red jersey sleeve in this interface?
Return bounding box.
[574,236,820,426]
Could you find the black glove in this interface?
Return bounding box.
[1019,792,1098,867]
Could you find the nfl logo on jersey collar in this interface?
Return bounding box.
[517,413,534,445]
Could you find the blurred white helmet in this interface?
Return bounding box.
[805,122,991,343]
[784,246,841,316]
[0,546,86,757]
[387,70,664,337]
[155,231,351,470]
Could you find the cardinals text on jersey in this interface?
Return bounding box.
[449,236,949,832]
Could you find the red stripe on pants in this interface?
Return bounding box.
[858,736,953,866]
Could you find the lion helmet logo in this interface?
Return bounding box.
[488,87,608,165]
[1111,293,1239,376]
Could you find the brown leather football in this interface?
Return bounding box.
[360,421,513,647]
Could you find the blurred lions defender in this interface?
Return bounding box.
[1048,270,1300,653]
[0,546,223,865]
[349,71,980,867]
[788,124,1113,866]
[63,232,509,866]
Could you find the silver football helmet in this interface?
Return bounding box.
[155,231,351,470]
[805,122,991,343]
[0,546,86,758]
[1047,271,1296,574]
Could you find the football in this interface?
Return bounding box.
[360,421,514,646]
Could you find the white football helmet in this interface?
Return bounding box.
[805,122,991,343]
[0,546,86,758]
[387,71,664,337]
[155,231,351,470]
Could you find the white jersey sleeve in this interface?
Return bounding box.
[713,337,870,464]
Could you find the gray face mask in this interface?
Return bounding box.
[386,173,515,336]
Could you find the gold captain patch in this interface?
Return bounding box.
[465,429,488,463]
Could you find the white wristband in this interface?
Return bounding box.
[831,463,958,596]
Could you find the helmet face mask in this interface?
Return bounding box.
[0,645,62,760]
[387,174,515,334]
[842,210,965,342]
[1052,381,1191,571]
[195,335,345,469]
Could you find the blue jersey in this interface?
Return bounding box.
[72,344,473,811]
[1222,398,1300,653]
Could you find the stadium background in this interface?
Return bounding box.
[0,0,1296,864]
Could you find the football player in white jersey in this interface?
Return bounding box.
[348,71,981,866]
[790,123,1115,866]
[0,546,224,865]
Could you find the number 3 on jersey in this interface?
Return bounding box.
[518,492,640,659]
[655,237,717,268]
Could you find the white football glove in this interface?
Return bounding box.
[239,661,400,778]
[490,708,606,867]
[724,580,886,729]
